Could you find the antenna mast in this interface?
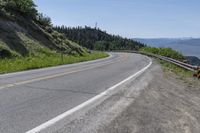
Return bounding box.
[95,22,98,29]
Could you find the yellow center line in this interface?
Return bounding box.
[0,54,128,90]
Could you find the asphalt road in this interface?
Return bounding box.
[0,52,150,133]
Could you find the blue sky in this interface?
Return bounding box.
[34,0,200,38]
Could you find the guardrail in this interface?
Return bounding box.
[113,50,200,78]
[140,51,198,72]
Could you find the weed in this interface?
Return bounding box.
[0,51,108,74]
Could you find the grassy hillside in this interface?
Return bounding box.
[0,16,86,58]
[0,0,108,73]
[0,0,87,58]
[54,26,145,51]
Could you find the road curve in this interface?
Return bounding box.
[0,52,150,133]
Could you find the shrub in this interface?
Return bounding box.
[140,46,185,61]
[36,13,52,26]
[0,45,19,58]
[2,0,38,19]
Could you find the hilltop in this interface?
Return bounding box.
[54,26,144,51]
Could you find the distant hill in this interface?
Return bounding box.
[0,0,85,58]
[185,56,200,66]
[134,38,189,46]
[54,26,145,51]
[134,38,200,59]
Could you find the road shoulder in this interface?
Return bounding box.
[43,60,200,133]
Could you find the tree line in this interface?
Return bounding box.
[54,26,145,51]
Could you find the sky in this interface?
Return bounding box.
[34,0,200,38]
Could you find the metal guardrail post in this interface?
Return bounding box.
[197,68,200,79]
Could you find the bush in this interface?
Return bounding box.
[2,0,38,19]
[36,13,52,26]
[0,45,19,58]
[140,46,185,61]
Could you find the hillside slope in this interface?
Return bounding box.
[0,4,85,58]
[54,26,144,51]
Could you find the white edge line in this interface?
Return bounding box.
[26,57,152,133]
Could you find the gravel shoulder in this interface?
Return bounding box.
[101,61,200,133]
[48,60,200,133]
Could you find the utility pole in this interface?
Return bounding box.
[61,51,63,64]
[60,42,64,64]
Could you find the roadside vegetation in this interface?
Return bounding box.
[159,60,193,78]
[139,46,198,82]
[158,60,200,88]
[140,46,185,61]
[0,51,108,74]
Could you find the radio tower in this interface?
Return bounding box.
[95,22,98,29]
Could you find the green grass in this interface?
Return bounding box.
[158,59,200,87]
[0,51,108,74]
[158,60,194,78]
[140,46,185,61]
[0,42,20,58]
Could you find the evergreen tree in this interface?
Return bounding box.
[54,26,145,51]
[1,0,37,18]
